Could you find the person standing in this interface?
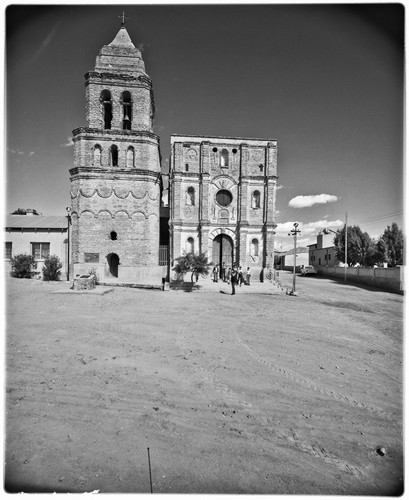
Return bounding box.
[238,266,243,287]
[246,266,251,285]
[221,262,226,282]
[213,265,219,282]
[226,268,231,285]
[231,265,238,295]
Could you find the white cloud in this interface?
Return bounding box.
[28,151,35,156]
[61,137,74,147]
[288,193,338,208]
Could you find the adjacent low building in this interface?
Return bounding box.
[4,210,69,279]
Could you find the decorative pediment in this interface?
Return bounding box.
[211,175,236,190]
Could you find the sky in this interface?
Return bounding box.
[4,2,404,251]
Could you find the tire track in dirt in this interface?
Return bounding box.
[173,320,365,479]
[234,325,398,427]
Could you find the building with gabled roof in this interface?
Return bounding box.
[4,212,69,278]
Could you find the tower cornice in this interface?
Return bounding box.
[72,127,160,142]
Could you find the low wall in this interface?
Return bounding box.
[317,266,404,294]
[73,263,165,286]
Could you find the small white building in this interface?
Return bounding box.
[283,247,309,270]
[4,210,69,279]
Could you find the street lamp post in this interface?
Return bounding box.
[288,222,301,294]
[66,207,71,281]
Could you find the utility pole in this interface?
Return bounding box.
[288,222,301,294]
[344,212,348,282]
[66,206,71,281]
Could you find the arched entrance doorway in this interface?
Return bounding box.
[212,234,233,269]
[107,253,119,277]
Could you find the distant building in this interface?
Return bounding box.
[308,229,341,267]
[4,211,68,278]
[281,247,309,270]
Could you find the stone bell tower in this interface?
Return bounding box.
[69,20,163,284]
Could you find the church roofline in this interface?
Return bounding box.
[170,134,277,144]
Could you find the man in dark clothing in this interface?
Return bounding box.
[231,265,238,295]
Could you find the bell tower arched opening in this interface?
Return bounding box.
[100,90,112,130]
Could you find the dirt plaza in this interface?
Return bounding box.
[4,272,403,494]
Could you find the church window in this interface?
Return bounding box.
[100,90,112,130]
[252,190,261,209]
[93,144,102,166]
[187,237,194,254]
[251,239,259,257]
[186,187,195,205]
[110,231,117,240]
[216,189,233,207]
[220,149,229,166]
[185,164,189,172]
[121,91,132,130]
[110,145,119,167]
[212,147,218,153]
[126,146,135,167]
[232,148,238,154]
[259,164,264,172]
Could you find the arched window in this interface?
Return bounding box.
[126,146,135,168]
[100,90,112,130]
[93,144,102,166]
[110,231,117,241]
[251,238,259,257]
[187,237,194,254]
[186,187,195,206]
[110,145,118,167]
[220,148,229,166]
[121,91,132,130]
[252,190,261,209]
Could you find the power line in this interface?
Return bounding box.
[354,210,403,225]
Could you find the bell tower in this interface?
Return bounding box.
[69,20,162,284]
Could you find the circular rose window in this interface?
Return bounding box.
[216,189,233,207]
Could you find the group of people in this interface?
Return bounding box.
[212,262,252,294]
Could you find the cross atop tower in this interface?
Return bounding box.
[118,11,129,27]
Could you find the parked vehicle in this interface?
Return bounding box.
[300,265,317,276]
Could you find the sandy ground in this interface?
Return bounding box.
[4,272,403,494]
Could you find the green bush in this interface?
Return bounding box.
[10,254,37,279]
[42,255,63,281]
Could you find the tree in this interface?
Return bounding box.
[334,225,376,266]
[42,255,63,281]
[10,254,37,278]
[173,252,212,282]
[381,222,404,267]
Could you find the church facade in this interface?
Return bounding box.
[169,135,278,279]
[69,23,278,284]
